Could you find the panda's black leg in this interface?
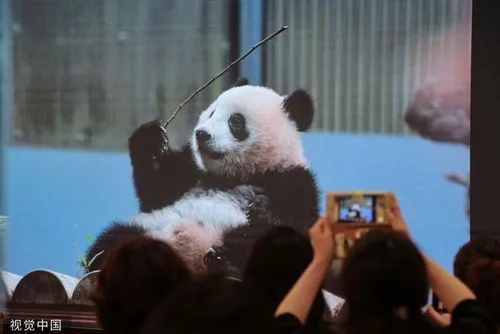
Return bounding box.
[128,120,201,213]
[83,222,147,273]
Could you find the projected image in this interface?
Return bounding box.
[338,196,376,223]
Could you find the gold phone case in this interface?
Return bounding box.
[325,191,398,259]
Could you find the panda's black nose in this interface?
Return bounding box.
[195,129,211,144]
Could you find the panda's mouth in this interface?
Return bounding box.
[199,147,225,160]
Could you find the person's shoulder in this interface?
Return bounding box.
[450,299,497,334]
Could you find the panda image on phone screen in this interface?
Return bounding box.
[347,203,362,220]
[339,196,375,223]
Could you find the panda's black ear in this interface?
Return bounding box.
[233,77,250,87]
[283,90,314,132]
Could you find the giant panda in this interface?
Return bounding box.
[85,79,320,275]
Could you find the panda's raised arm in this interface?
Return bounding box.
[128,120,201,213]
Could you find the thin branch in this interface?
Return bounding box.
[86,250,105,269]
[161,25,289,129]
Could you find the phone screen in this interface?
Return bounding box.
[338,196,376,223]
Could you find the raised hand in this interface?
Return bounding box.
[309,217,335,266]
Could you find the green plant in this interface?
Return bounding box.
[79,235,104,273]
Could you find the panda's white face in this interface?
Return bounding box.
[191,85,308,177]
[350,203,361,211]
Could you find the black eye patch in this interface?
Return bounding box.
[228,113,249,141]
[209,110,215,118]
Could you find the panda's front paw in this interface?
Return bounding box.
[204,247,241,278]
[129,120,170,167]
[247,193,271,223]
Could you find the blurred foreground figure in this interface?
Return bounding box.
[404,24,471,147]
[404,80,470,146]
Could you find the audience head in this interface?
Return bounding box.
[244,226,329,329]
[454,236,500,324]
[141,273,274,334]
[341,229,429,332]
[93,236,192,334]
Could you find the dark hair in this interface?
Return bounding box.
[340,229,431,334]
[93,236,192,334]
[243,226,329,330]
[141,273,274,334]
[454,237,500,324]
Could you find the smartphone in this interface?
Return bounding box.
[326,191,396,225]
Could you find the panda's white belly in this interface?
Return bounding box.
[133,185,262,239]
